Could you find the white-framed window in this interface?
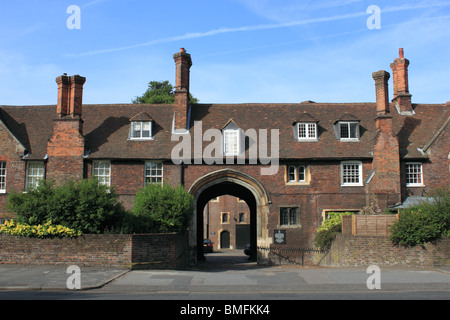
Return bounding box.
[280,207,299,226]
[341,161,363,186]
[129,121,152,140]
[287,165,306,183]
[93,160,111,187]
[406,162,423,187]
[223,129,240,156]
[0,162,6,193]
[145,161,163,185]
[26,161,45,190]
[297,122,317,141]
[339,122,359,141]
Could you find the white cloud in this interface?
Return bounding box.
[192,11,450,104]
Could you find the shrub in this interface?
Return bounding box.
[133,183,193,233]
[0,220,81,238]
[314,212,353,249]
[390,187,450,246]
[7,179,127,234]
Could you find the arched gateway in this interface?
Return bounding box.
[188,169,271,265]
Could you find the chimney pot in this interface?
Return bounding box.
[399,48,404,59]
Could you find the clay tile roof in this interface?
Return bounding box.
[336,112,360,122]
[293,112,319,123]
[130,111,153,122]
[0,102,448,161]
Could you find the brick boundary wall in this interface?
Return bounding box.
[314,235,450,267]
[0,232,189,269]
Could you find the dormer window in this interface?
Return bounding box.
[223,129,240,155]
[222,119,243,156]
[129,112,153,140]
[297,123,317,141]
[334,113,360,141]
[130,121,152,139]
[293,112,319,141]
[339,121,359,140]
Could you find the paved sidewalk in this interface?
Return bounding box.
[0,264,130,290]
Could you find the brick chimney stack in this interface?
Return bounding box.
[47,74,86,185]
[372,70,390,115]
[173,48,192,132]
[55,74,86,118]
[371,69,401,209]
[56,74,70,117]
[68,75,86,117]
[390,48,412,114]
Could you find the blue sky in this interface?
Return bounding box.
[1,0,449,105]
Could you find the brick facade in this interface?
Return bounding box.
[203,195,251,250]
[0,48,449,265]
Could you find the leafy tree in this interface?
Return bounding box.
[132,80,198,104]
[133,183,193,233]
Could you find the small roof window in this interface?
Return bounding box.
[334,113,360,141]
[129,112,153,140]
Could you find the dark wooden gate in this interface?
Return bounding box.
[220,231,230,249]
[235,224,250,249]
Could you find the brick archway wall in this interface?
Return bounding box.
[188,169,271,265]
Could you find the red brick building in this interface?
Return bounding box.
[0,48,448,265]
[203,195,251,250]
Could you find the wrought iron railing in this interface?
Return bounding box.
[257,246,328,266]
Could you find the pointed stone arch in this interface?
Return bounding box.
[188,169,271,265]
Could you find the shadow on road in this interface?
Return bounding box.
[194,249,268,272]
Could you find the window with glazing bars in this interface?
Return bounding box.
[26,162,45,190]
[93,161,111,187]
[145,162,163,184]
[298,123,317,140]
[406,162,423,186]
[280,207,299,226]
[287,165,306,182]
[341,161,362,186]
[339,122,359,140]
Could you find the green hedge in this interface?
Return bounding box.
[7,179,127,234]
[390,188,450,246]
[133,183,193,233]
